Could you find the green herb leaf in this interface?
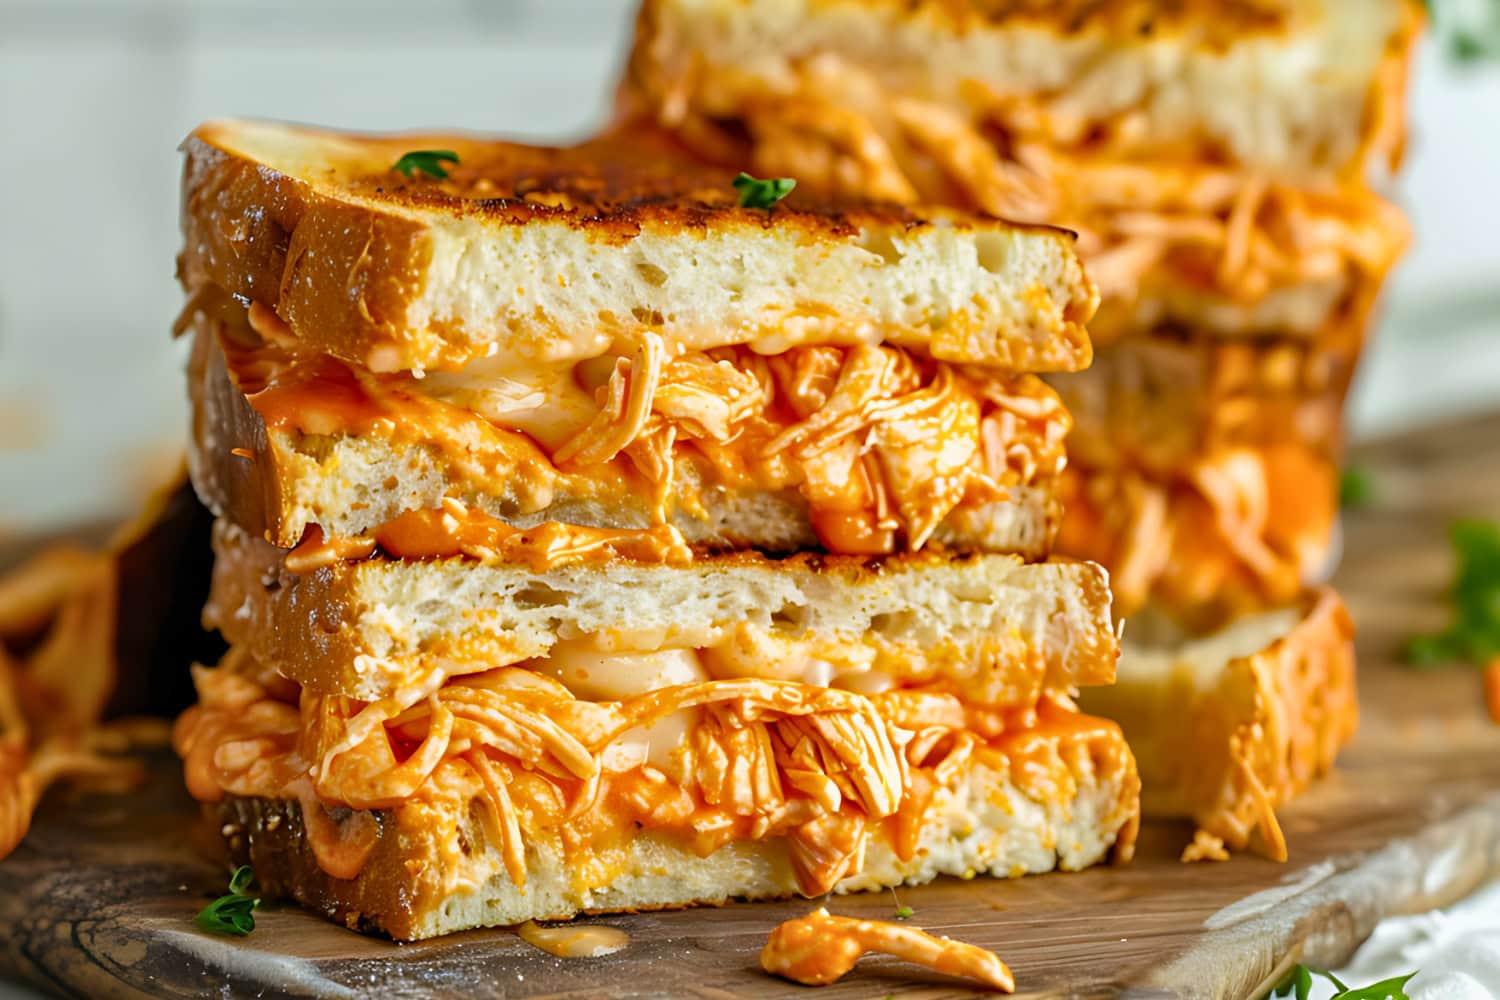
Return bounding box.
[893,906,914,920]
[1266,965,1417,1000]
[1339,465,1376,509]
[1425,0,1500,64]
[1269,964,1314,1000]
[227,864,254,895]
[196,866,260,936]
[1452,32,1487,61]
[733,172,796,209]
[1406,519,1500,668]
[1335,972,1417,1000]
[393,149,461,181]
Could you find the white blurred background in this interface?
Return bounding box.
[0,0,1498,536]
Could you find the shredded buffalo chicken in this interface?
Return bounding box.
[223,315,1069,557]
[174,649,1134,896]
[1058,444,1337,628]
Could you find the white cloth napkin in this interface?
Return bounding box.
[1318,879,1500,998]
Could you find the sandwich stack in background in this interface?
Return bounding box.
[621,0,1421,858]
[170,119,1139,939]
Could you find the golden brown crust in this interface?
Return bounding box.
[1204,589,1357,859]
[213,798,403,936]
[178,121,1095,375]
[186,310,283,546]
[821,0,1293,40]
[189,119,1023,239]
[1084,589,1357,860]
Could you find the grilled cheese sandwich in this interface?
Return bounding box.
[171,118,1139,939]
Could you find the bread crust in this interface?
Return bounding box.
[179,120,1096,376]
[625,0,1421,182]
[1081,589,1356,860]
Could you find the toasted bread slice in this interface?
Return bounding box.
[1056,446,1337,628]
[626,0,1419,184]
[186,307,1062,557]
[1079,589,1356,860]
[179,119,1097,377]
[205,519,1117,703]
[621,0,1417,342]
[185,651,1138,941]
[1048,329,1350,477]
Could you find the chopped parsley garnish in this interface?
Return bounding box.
[196,865,259,936]
[1267,964,1416,1000]
[393,149,461,181]
[1405,519,1500,667]
[893,906,914,921]
[1339,465,1376,510]
[1423,0,1500,64]
[733,172,796,209]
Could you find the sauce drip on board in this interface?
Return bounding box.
[516,920,629,958]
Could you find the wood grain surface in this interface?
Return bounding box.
[1,412,1498,999]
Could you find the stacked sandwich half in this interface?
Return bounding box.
[170,120,1139,939]
[623,0,1420,858]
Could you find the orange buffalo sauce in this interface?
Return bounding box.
[216,319,1067,556]
[282,529,377,574]
[1487,659,1500,726]
[372,503,693,570]
[279,503,695,574]
[760,907,1014,991]
[173,650,1138,898]
[516,921,629,959]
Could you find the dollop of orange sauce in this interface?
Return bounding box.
[760,907,1014,991]
[282,527,376,574]
[516,920,629,958]
[372,504,693,571]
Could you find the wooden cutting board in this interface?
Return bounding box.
[2,411,1499,1000]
